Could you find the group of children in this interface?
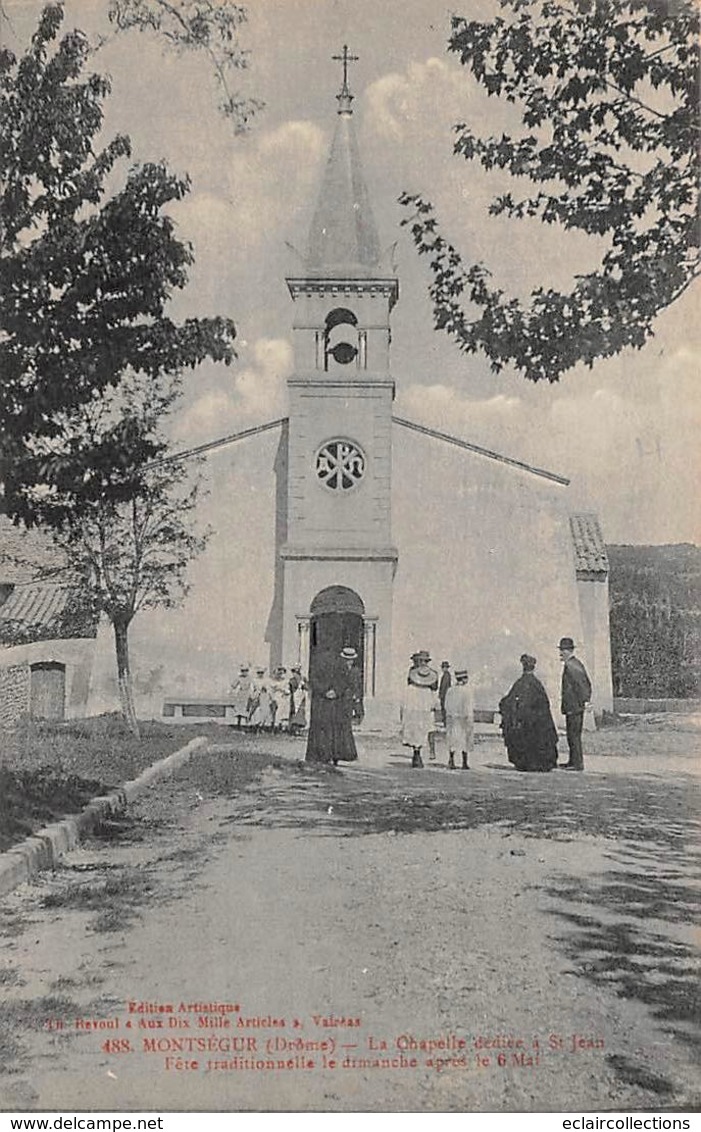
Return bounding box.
[230,664,308,733]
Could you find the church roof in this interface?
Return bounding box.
[306,86,382,276]
[570,513,609,577]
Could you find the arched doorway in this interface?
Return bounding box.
[309,586,364,719]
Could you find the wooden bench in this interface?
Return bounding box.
[162,699,501,730]
[162,698,239,723]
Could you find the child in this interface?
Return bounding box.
[444,668,474,770]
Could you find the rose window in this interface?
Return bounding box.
[315,439,365,491]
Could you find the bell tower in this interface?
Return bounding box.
[274,48,399,724]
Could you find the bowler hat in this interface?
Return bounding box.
[340,646,357,660]
[558,637,576,650]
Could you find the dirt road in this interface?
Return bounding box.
[0,724,699,1112]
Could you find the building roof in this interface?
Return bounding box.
[306,95,383,276]
[570,513,609,576]
[0,582,98,644]
[0,518,97,643]
[393,416,570,485]
[0,583,69,626]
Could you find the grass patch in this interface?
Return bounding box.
[40,868,153,933]
[0,765,109,853]
[0,995,78,1030]
[0,715,210,853]
[0,967,24,988]
[0,714,207,780]
[50,972,105,992]
[0,994,107,1075]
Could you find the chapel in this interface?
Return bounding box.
[260,55,612,729]
[0,56,613,729]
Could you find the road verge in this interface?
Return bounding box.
[0,736,207,898]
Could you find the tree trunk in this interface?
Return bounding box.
[113,616,140,737]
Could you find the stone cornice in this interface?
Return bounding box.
[286,276,399,308]
[280,545,399,563]
[288,375,395,393]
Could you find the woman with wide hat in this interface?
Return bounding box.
[401,651,439,768]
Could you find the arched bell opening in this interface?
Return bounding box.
[324,307,359,371]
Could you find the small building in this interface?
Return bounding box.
[0,519,98,724]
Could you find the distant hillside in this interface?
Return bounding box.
[608,544,701,698]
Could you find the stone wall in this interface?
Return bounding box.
[0,663,29,725]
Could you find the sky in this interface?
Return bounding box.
[4,0,700,546]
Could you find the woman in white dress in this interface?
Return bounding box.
[401,651,439,768]
[231,665,254,729]
[249,667,273,730]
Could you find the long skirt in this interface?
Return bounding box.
[446,714,474,753]
[305,697,358,763]
[401,685,435,750]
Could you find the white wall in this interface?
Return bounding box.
[392,433,587,717]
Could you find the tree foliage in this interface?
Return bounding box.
[107,0,263,131]
[41,372,211,734]
[608,544,701,698]
[0,4,236,526]
[400,0,700,382]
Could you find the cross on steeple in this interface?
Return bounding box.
[333,45,359,112]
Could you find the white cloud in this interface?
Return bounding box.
[174,337,293,444]
[224,120,326,250]
[400,384,520,432]
[396,362,700,544]
[365,58,469,143]
[168,119,325,268]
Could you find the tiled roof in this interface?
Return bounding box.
[0,582,98,643]
[570,513,609,576]
[0,583,70,625]
[0,517,96,642]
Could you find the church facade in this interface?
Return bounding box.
[79,64,612,730]
[261,68,612,728]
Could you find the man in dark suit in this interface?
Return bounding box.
[559,637,592,771]
[438,660,452,725]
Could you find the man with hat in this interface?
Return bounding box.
[305,645,360,765]
[559,637,592,771]
[438,661,452,727]
[401,651,439,768]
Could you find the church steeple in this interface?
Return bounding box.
[306,46,382,275]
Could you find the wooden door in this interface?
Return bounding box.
[30,662,66,720]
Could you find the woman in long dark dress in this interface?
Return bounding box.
[305,646,360,765]
[499,654,559,772]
